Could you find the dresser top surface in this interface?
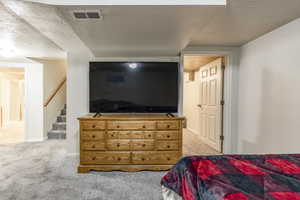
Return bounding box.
[78,114,185,121]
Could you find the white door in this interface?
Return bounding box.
[198,58,223,152]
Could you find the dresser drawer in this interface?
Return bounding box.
[131,151,181,165]
[131,140,155,151]
[81,131,105,140]
[156,141,179,151]
[131,131,155,139]
[107,131,119,139]
[81,141,105,151]
[107,131,132,139]
[81,121,106,130]
[156,131,179,140]
[119,131,132,139]
[157,121,179,130]
[107,121,156,130]
[80,152,131,165]
[106,140,131,151]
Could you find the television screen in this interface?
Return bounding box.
[89,62,179,113]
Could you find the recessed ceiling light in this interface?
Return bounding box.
[0,40,15,58]
[0,49,15,58]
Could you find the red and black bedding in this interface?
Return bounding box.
[161,154,300,200]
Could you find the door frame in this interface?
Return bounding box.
[0,60,45,142]
[181,46,239,154]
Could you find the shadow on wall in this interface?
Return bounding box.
[241,66,300,154]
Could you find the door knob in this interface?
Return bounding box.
[197,104,202,108]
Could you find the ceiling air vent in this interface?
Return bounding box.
[73,12,87,19]
[73,10,103,20]
[86,12,100,19]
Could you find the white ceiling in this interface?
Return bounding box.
[1,0,300,59]
[58,0,300,57]
[24,0,227,6]
[0,2,65,59]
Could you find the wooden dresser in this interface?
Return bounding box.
[78,114,185,173]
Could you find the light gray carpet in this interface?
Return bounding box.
[0,140,165,200]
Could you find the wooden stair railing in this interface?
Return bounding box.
[44,78,66,107]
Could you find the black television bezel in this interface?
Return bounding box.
[89,61,179,114]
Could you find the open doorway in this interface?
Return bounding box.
[183,55,226,155]
[0,67,25,144]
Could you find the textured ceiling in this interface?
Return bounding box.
[2,0,300,59]
[59,0,300,57]
[0,2,65,59]
[24,0,227,6]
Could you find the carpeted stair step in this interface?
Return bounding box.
[47,105,67,140]
[61,108,66,116]
[53,122,66,130]
[57,115,66,123]
[48,130,66,139]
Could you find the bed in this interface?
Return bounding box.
[161,154,300,200]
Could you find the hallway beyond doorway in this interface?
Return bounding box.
[183,129,220,156]
[0,121,24,144]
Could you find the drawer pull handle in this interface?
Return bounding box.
[148,135,151,137]
[141,158,145,161]
[142,125,146,128]
[167,145,170,148]
[111,134,114,137]
[117,143,120,147]
[142,144,146,147]
[92,135,96,138]
[117,157,121,161]
[167,135,170,138]
[92,125,96,128]
[167,157,170,161]
[117,125,120,128]
[92,145,96,148]
[92,157,96,160]
[167,125,170,128]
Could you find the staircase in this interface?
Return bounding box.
[48,105,66,139]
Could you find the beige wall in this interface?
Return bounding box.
[238,18,300,154]
[31,59,67,102]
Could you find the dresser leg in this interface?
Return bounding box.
[78,166,91,173]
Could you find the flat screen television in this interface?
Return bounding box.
[89,62,179,113]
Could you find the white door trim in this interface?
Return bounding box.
[181,46,239,154]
